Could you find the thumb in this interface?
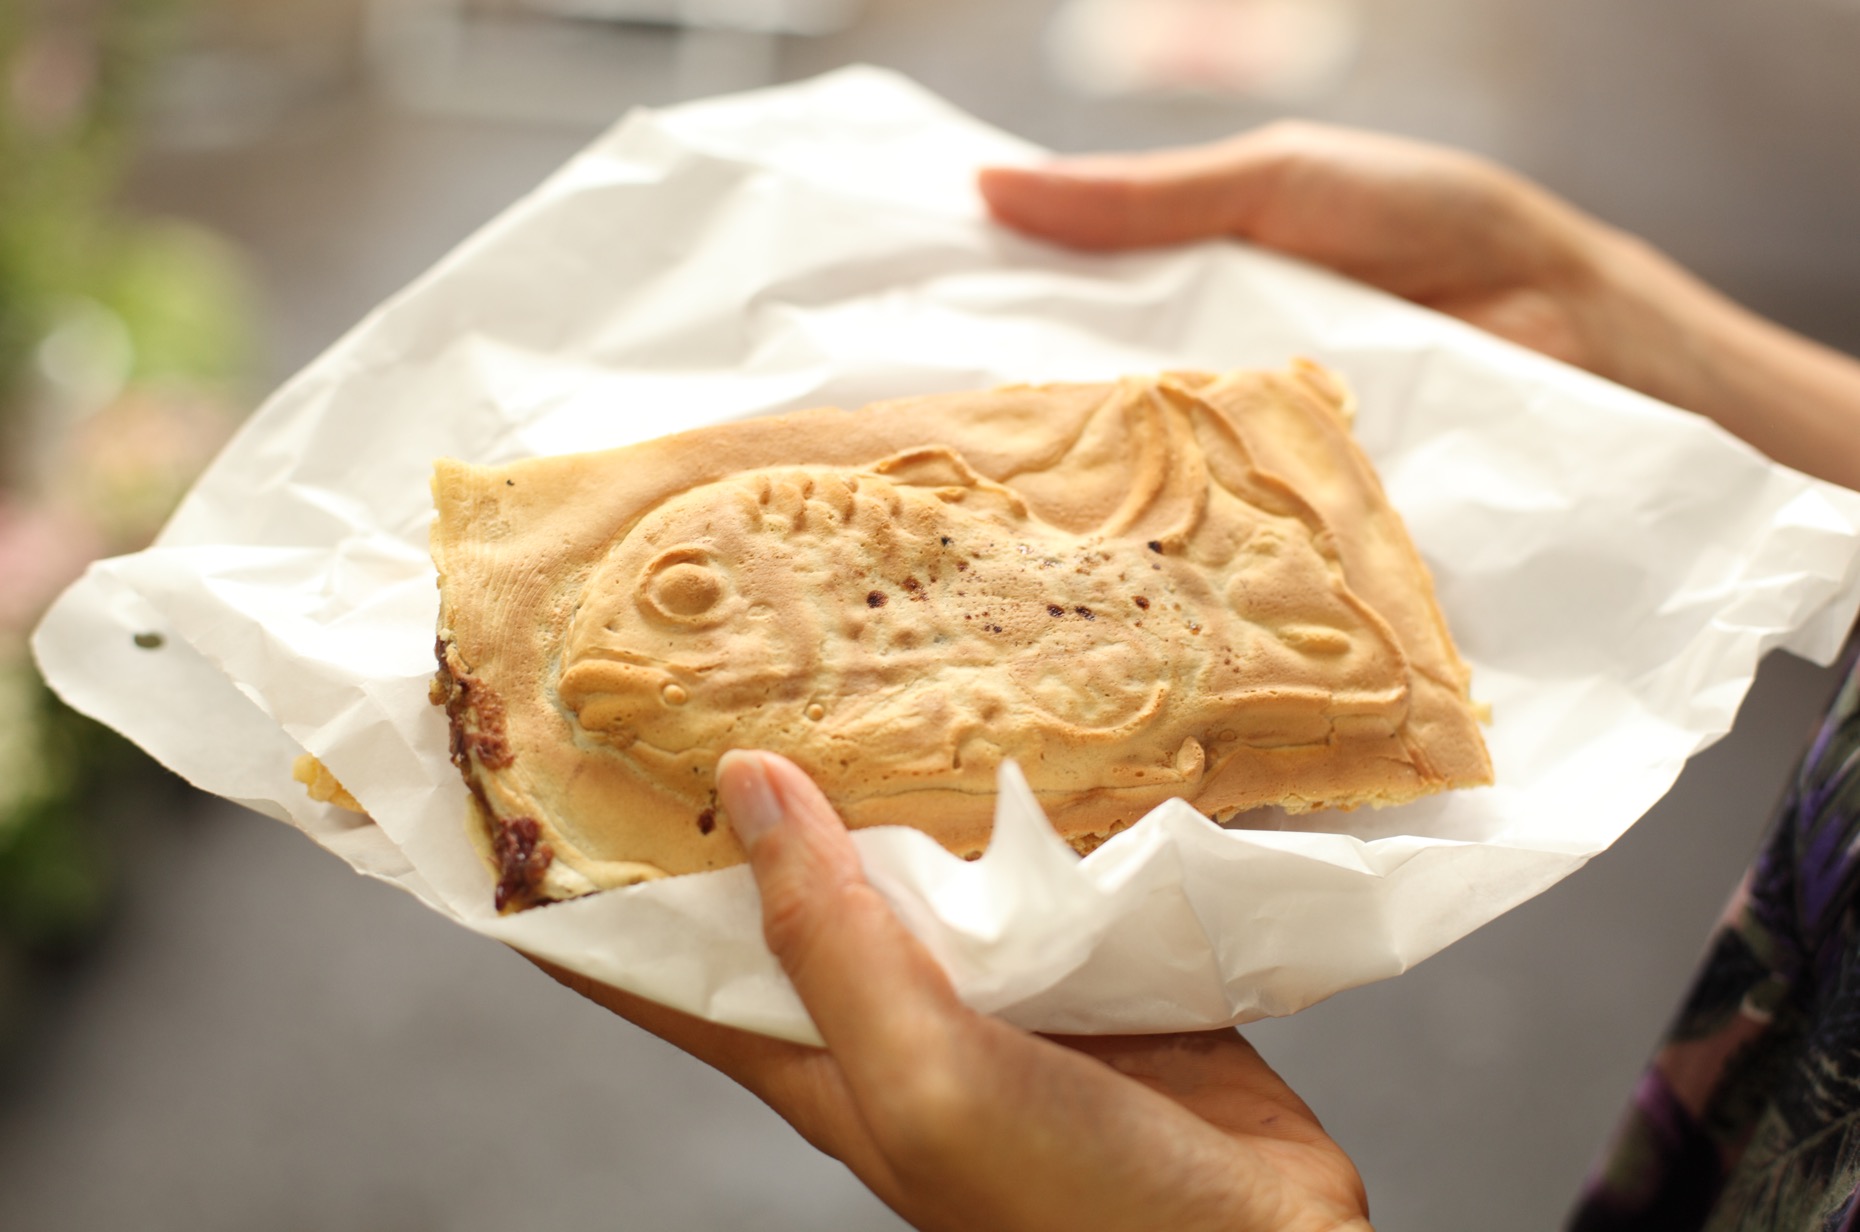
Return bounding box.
[978,138,1276,251]
[717,750,967,1058]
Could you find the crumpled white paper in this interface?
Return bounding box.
[32,66,1860,1043]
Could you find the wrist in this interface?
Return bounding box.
[1572,223,1860,487]
[1557,219,1725,412]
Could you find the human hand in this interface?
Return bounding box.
[979,122,1633,380]
[978,121,1860,491]
[537,750,1370,1232]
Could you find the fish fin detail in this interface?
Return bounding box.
[873,447,1028,519]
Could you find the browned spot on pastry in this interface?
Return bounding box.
[1147,540,1164,553]
[1047,604,1065,617]
[1069,818,1131,857]
[866,590,887,608]
[492,816,553,913]
[433,637,513,772]
[1075,606,1095,620]
[1133,595,1150,610]
[436,637,552,909]
[696,808,716,835]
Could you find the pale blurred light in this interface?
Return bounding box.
[366,0,804,124]
[136,0,862,143]
[35,300,134,424]
[522,0,863,36]
[1046,0,1361,104]
[139,0,367,150]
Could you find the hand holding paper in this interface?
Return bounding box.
[545,750,1371,1232]
[979,120,1860,492]
[527,107,1860,1232]
[980,121,1606,374]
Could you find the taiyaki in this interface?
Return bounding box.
[430,365,1491,910]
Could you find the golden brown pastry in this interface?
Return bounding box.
[429,364,1491,911]
[292,753,365,815]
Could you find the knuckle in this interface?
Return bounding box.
[865,1062,980,1172]
[1250,116,1322,149]
[754,829,861,973]
[758,871,824,967]
[1243,117,1353,176]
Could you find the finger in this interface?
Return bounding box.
[718,750,972,1082]
[978,136,1280,251]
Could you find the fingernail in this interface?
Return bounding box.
[717,750,781,852]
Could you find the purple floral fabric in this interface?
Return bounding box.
[1572,643,1860,1231]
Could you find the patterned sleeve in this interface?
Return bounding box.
[1570,649,1860,1232]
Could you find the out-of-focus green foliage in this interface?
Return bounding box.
[0,1,250,973]
[0,2,179,445]
[0,656,139,956]
[104,218,253,390]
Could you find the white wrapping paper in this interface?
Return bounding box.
[33,67,1860,1043]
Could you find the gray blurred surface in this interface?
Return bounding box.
[6,1,1860,1229]
[0,796,905,1232]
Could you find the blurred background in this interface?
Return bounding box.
[2,1,1858,1229]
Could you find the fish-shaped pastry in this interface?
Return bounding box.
[430,365,1491,910]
